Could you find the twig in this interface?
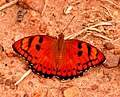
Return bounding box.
[14,69,32,85]
[113,38,120,47]
[100,5,114,18]
[65,21,112,39]
[92,33,112,41]
[93,34,120,47]
[64,5,73,14]
[41,0,47,15]
[87,27,101,32]
[114,34,120,38]
[0,0,18,11]
[80,33,91,40]
[113,38,120,43]
[101,0,120,9]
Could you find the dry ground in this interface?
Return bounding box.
[0,0,120,97]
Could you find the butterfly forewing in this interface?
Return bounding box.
[13,35,57,78]
[56,39,105,79]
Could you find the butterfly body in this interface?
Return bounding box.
[13,33,105,79]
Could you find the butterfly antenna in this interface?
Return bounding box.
[62,16,75,33]
[53,14,75,34]
[52,14,61,33]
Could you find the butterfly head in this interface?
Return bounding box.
[58,33,64,39]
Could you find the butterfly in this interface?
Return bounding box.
[12,33,105,80]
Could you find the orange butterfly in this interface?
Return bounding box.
[12,33,105,80]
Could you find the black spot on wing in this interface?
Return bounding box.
[29,63,54,78]
[68,70,70,72]
[36,44,40,51]
[35,56,38,59]
[39,37,43,43]
[78,51,83,56]
[28,37,34,47]
[48,68,50,71]
[87,45,91,56]
[73,68,76,70]
[78,63,80,66]
[53,68,56,71]
[40,64,42,67]
[78,42,82,49]
[44,66,46,69]
[96,49,99,56]
[64,70,66,73]
[58,70,61,72]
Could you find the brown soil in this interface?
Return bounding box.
[0,0,120,97]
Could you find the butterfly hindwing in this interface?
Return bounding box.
[13,35,57,78]
[56,40,105,79]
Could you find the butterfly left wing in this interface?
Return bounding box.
[56,40,105,79]
[12,35,57,78]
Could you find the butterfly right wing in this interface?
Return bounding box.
[56,40,105,80]
[12,35,57,78]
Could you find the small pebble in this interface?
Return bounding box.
[91,84,99,90]
[0,0,6,6]
[106,16,112,21]
[18,0,45,13]
[28,81,33,87]
[5,79,12,86]
[8,71,12,75]
[15,93,19,97]
[0,72,4,77]
[5,64,7,66]
[114,48,120,55]
[6,52,16,57]
[104,54,119,68]
[23,93,29,97]
[103,69,110,75]
[104,42,114,50]
[10,84,15,89]
[0,45,4,51]
[0,78,5,84]
[64,86,79,97]
[0,45,4,60]
[0,72,1,77]
[84,13,90,18]
[107,75,112,81]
